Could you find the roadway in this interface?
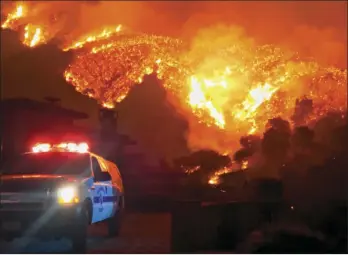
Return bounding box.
[1,212,171,253]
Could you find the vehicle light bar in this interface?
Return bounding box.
[32,143,51,153]
[32,142,89,153]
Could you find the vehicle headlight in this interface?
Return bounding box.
[57,186,79,204]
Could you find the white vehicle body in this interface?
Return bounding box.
[0,145,124,245]
[85,152,125,223]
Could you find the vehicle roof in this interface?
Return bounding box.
[21,151,118,168]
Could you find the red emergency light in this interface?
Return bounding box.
[32,142,89,153]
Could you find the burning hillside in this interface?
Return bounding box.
[1,1,347,158]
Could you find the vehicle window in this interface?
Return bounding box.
[1,152,92,176]
[92,156,111,182]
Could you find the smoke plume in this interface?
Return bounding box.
[1,1,346,163]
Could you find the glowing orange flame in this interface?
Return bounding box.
[63,25,123,52]
[184,166,200,175]
[64,33,347,155]
[102,102,115,109]
[208,165,233,185]
[1,3,26,29]
[241,160,248,170]
[1,3,47,48]
[233,83,279,133]
[23,24,45,47]
[1,3,346,155]
[189,75,226,128]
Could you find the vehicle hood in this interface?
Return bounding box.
[0,174,81,192]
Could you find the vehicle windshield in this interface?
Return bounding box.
[1,152,91,176]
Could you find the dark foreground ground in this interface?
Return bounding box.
[1,196,346,253]
[0,212,171,253]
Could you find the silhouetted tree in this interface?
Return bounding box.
[292,97,313,126]
[240,135,261,153]
[314,112,346,147]
[233,148,253,163]
[262,128,290,162]
[233,135,261,163]
[291,126,314,154]
[258,118,292,179]
[266,117,291,135]
[330,124,348,155]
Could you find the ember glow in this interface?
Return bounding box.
[63,34,184,107]
[2,2,347,157]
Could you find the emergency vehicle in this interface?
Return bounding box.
[0,142,125,252]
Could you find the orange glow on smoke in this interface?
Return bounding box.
[2,2,347,157]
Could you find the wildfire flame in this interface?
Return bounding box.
[189,75,227,129]
[241,160,248,170]
[208,159,248,185]
[2,3,46,48]
[2,2,347,157]
[23,24,45,47]
[208,165,233,185]
[1,3,25,29]
[63,25,123,52]
[102,102,115,109]
[236,83,279,134]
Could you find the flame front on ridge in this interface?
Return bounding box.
[2,2,347,156]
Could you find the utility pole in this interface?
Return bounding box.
[98,107,121,163]
[0,58,4,209]
[99,107,118,142]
